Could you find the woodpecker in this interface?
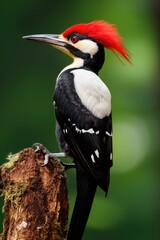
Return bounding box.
[23,21,130,240]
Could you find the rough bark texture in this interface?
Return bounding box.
[0,148,69,240]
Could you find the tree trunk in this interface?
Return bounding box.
[0,147,69,240]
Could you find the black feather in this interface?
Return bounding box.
[54,69,112,192]
[67,164,97,240]
[53,68,112,240]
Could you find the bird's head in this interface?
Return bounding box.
[23,21,130,72]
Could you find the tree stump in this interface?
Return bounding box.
[0,147,69,240]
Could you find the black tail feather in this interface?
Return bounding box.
[67,166,97,240]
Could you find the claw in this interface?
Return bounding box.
[32,143,75,170]
[32,143,49,154]
[32,143,52,166]
[43,153,51,166]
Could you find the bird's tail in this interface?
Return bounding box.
[67,166,97,240]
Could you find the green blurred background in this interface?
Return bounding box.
[0,0,159,239]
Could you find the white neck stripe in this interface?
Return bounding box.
[57,58,84,79]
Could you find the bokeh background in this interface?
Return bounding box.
[0,0,159,239]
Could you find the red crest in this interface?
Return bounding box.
[62,21,130,62]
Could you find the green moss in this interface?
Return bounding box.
[2,181,28,209]
[1,153,28,210]
[2,153,20,170]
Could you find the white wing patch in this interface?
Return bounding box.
[94,149,99,158]
[91,154,95,163]
[71,69,111,119]
[106,131,112,137]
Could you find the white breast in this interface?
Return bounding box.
[71,69,111,119]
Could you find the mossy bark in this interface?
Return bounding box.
[0,148,69,240]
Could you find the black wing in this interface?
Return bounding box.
[53,69,112,193]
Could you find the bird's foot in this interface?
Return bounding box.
[33,143,65,166]
[33,143,75,170]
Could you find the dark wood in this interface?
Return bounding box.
[0,148,69,240]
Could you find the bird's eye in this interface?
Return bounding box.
[71,35,79,44]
